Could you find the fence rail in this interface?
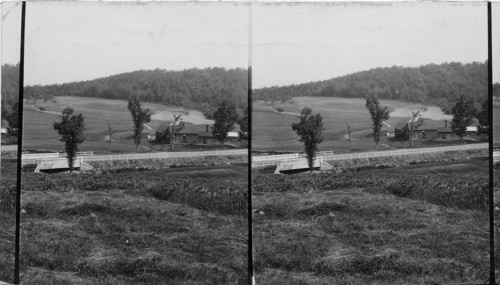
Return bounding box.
[251,143,487,168]
[82,149,246,162]
[1,145,17,151]
[21,152,94,165]
[21,149,247,165]
[494,151,500,163]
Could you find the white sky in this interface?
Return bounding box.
[1,1,250,86]
[253,2,489,88]
[494,2,500,83]
[0,1,497,87]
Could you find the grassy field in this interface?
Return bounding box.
[0,158,16,284]
[493,163,500,281]
[23,96,216,153]
[494,105,500,146]
[19,164,248,284]
[253,97,453,153]
[253,158,489,284]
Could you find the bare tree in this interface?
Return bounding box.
[170,114,184,150]
[408,111,421,147]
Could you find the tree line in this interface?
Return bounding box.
[255,61,491,114]
[1,65,248,119]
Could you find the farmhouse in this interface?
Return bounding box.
[155,124,220,145]
[394,118,479,141]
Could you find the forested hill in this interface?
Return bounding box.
[1,64,20,106]
[254,62,488,113]
[21,67,248,117]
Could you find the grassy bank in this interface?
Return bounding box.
[0,159,17,283]
[253,159,489,284]
[324,149,487,173]
[87,155,247,172]
[20,165,248,284]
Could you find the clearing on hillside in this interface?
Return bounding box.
[253,97,452,153]
[23,96,215,153]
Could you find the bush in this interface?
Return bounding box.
[0,181,16,213]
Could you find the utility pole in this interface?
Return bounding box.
[108,124,112,153]
[347,124,351,152]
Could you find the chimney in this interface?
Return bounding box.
[206,125,209,132]
[445,120,448,128]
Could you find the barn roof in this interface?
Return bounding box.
[198,131,214,138]
[179,124,211,135]
[394,120,408,131]
[437,127,453,133]
[416,119,447,131]
[156,123,171,134]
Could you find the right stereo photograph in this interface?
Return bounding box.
[251,2,491,284]
[493,1,500,283]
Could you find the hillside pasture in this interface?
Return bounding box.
[23,96,214,153]
[494,106,500,146]
[253,97,451,153]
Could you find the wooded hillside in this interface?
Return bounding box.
[254,62,490,113]
[15,67,247,118]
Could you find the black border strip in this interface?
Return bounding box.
[488,2,495,285]
[14,2,26,284]
[247,3,253,284]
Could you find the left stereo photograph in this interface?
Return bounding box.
[1,2,22,284]
[1,2,250,284]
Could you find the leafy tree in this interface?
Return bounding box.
[451,96,477,142]
[1,100,7,120]
[6,102,19,137]
[494,83,500,100]
[53,107,85,173]
[128,98,152,153]
[237,108,248,140]
[365,96,390,150]
[212,100,239,146]
[476,99,488,136]
[291,107,324,172]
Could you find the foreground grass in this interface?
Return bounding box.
[20,166,248,284]
[253,159,489,284]
[0,158,17,284]
[493,163,500,280]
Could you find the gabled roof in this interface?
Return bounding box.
[156,122,172,134]
[395,120,408,131]
[416,119,446,131]
[437,127,453,133]
[198,131,214,138]
[178,124,210,135]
